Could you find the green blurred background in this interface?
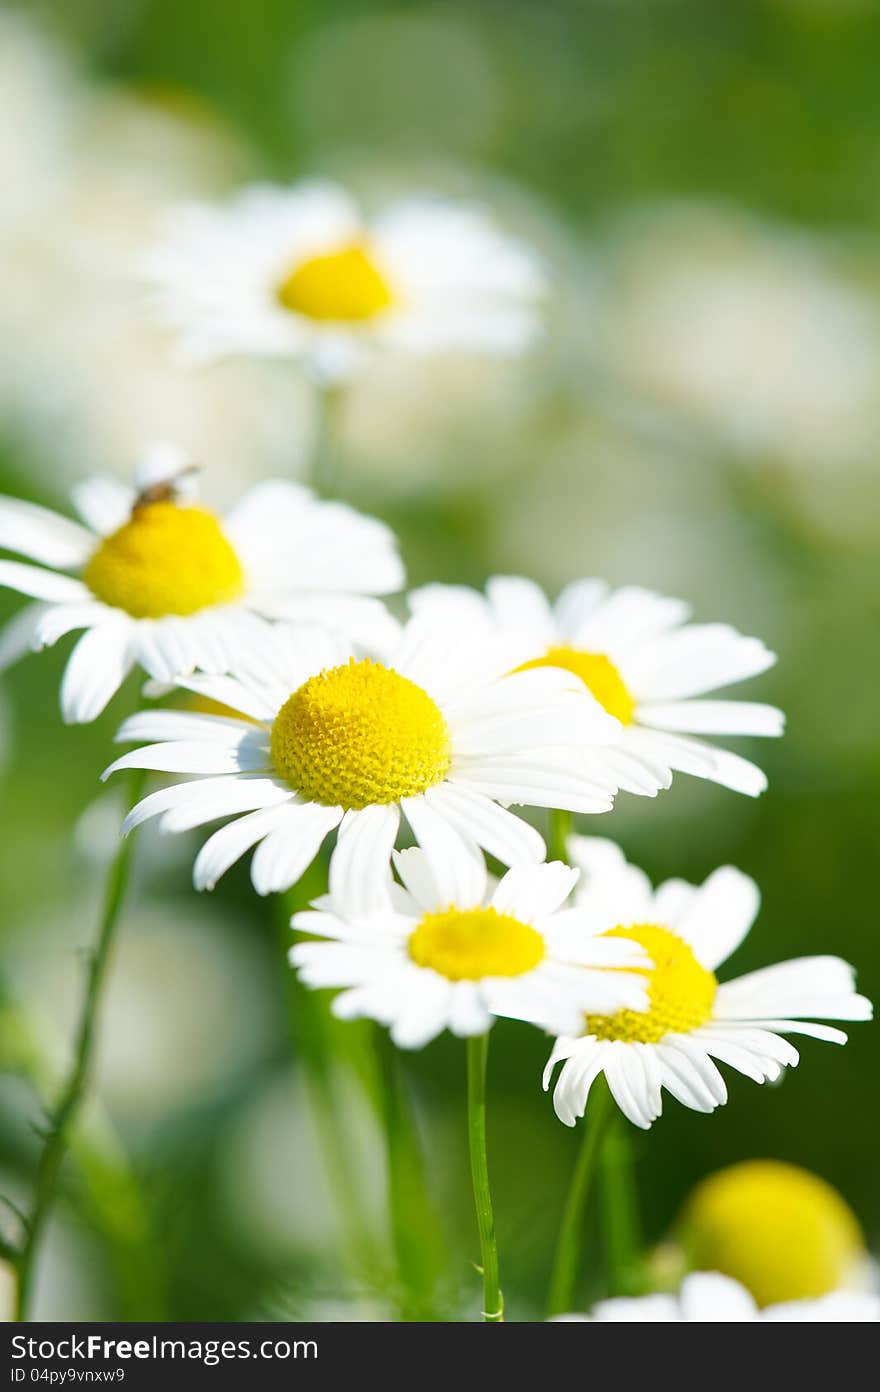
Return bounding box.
[1,0,877,1319]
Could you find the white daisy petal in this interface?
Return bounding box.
[424,782,546,866]
[103,735,266,780]
[329,804,400,916]
[490,860,579,921]
[638,700,784,737]
[0,496,95,567]
[193,804,299,891]
[61,622,135,724]
[0,602,47,672]
[32,602,111,650]
[673,866,761,971]
[0,560,90,603]
[626,625,776,701]
[115,709,259,745]
[70,475,136,536]
[714,956,871,1021]
[251,803,342,895]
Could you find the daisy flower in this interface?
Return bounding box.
[676,1160,873,1309]
[0,444,403,722]
[410,577,784,796]
[290,850,651,1049]
[560,1272,879,1322]
[544,837,872,1130]
[103,616,621,900]
[145,179,545,379]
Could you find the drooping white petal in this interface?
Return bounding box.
[329,804,400,916]
[250,802,343,894]
[32,602,110,649]
[193,804,299,890]
[400,795,494,905]
[61,622,135,724]
[0,602,47,672]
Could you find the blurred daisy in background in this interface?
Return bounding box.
[105,616,622,899]
[145,179,546,380]
[561,1271,879,1322]
[673,1159,876,1307]
[599,202,880,474]
[0,444,403,721]
[291,851,650,1048]
[0,14,305,500]
[410,578,783,797]
[544,838,872,1129]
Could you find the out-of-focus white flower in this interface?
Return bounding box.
[600,203,880,473]
[0,16,307,501]
[676,1159,875,1308]
[558,1271,880,1322]
[146,179,546,380]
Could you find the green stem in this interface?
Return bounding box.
[599,1119,642,1296]
[546,1078,613,1317]
[548,808,573,863]
[374,1026,443,1320]
[14,770,145,1321]
[277,887,383,1289]
[311,381,347,498]
[466,1033,503,1322]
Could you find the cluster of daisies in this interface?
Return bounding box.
[0,177,873,1321]
[0,448,869,1126]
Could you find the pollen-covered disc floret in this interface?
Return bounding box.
[517,645,636,725]
[586,924,717,1043]
[409,907,545,982]
[277,243,395,322]
[270,658,452,809]
[84,501,245,618]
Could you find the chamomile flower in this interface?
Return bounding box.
[103,617,621,900]
[146,179,545,379]
[0,445,403,721]
[676,1161,873,1307]
[410,577,784,796]
[290,851,652,1048]
[544,838,872,1130]
[562,1272,879,1322]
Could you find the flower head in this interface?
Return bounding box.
[544,837,871,1129]
[291,850,651,1048]
[676,1160,870,1307]
[103,616,621,900]
[0,445,403,721]
[146,180,545,379]
[560,1271,879,1322]
[410,577,784,796]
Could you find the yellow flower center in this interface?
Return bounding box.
[270,659,451,809]
[409,906,545,981]
[84,502,244,619]
[516,646,636,724]
[276,243,395,322]
[678,1160,867,1308]
[585,924,717,1043]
